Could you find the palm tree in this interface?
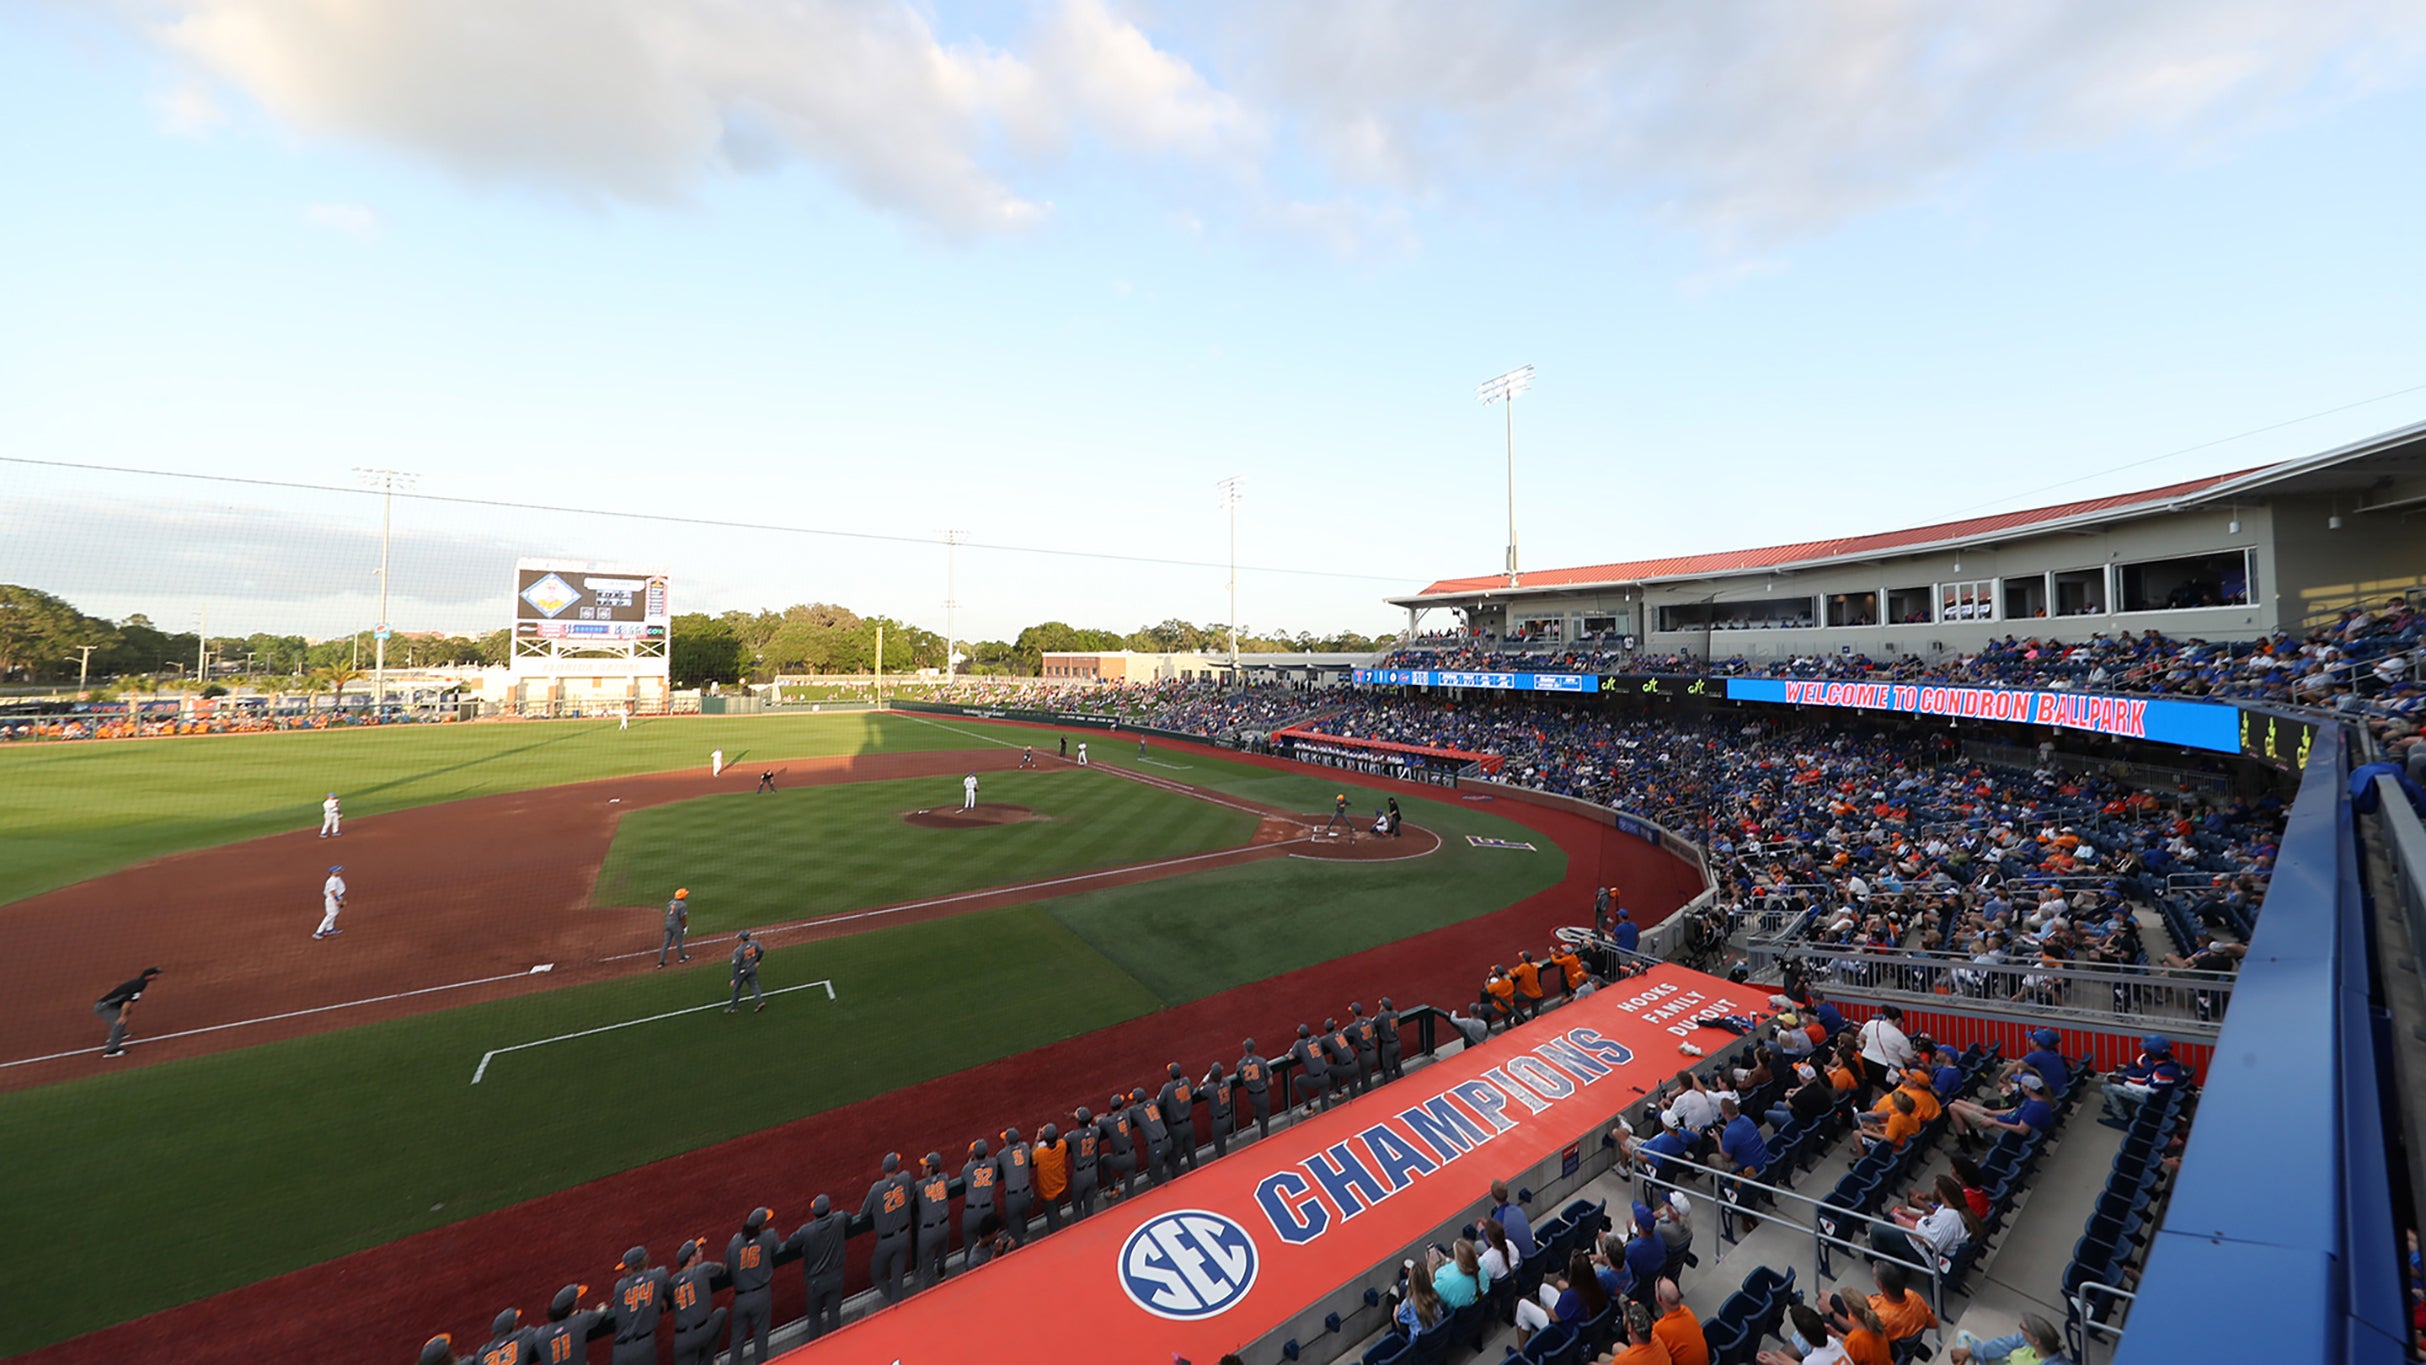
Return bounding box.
[312,666,364,714]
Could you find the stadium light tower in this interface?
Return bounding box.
[354,467,418,713]
[1477,365,1534,587]
[1216,476,1244,675]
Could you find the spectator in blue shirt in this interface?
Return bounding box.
[1950,1073,2054,1148]
[1487,1180,1536,1262]
[2007,1027,2070,1098]
[1930,1045,1965,1099]
[1716,1098,1771,1177]
[1622,1204,1667,1301]
[1636,1114,1692,1182]
[2098,1035,2188,1129]
[1612,908,1639,954]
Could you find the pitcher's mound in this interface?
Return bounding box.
[904,805,1039,829]
[1293,821,1442,861]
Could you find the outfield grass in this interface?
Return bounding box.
[0,719,1571,1350]
[0,712,975,906]
[592,769,1261,927]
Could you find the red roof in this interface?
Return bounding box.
[1409,466,2269,598]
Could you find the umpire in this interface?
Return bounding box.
[783,1195,848,1339]
[94,966,160,1058]
[725,1208,778,1365]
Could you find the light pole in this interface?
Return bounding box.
[1477,365,1534,587]
[942,529,963,684]
[1215,477,1244,677]
[355,467,418,712]
[73,643,98,691]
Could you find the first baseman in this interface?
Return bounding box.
[1076,741,1089,766]
[658,889,691,967]
[711,748,725,778]
[726,931,765,1012]
[94,966,161,1058]
[962,772,978,811]
[314,865,346,939]
[318,791,342,838]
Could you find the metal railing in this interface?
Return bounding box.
[2072,1281,2137,1365]
[1765,943,2235,1035]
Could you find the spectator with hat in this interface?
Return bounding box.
[2098,1035,2187,1130]
[2003,1027,2072,1098]
[1948,1072,2055,1148]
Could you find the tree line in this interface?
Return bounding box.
[0,584,1389,690]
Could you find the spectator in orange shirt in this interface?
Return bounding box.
[1856,1091,1921,1154]
[1831,1292,1895,1365]
[1651,1277,1708,1365]
[1510,953,1546,1016]
[1866,1262,1937,1344]
[1552,944,1588,993]
[1606,1298,1673,1363]
[1484,969,1519,1028]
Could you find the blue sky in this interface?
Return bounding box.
[3,1,2424,645]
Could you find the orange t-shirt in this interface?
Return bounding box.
[1876,1109,1920,1150]
[1487,977,1517,1009]
[1652,1306,1709,1365]
[1829,1064,1860,1094]
[1510,962,1544,999]
[1843,1327,1893,1365]
[1032,1141,1069,1200]
[1609,1338,1673,1365]
[1869,1291,1937,1342]
[1553,950,1586,989]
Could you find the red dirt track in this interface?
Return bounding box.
[18,728,1704,1365]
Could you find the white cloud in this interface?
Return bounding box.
[151,79,225,138]
[118,1,2426,249]
[303,201,377,237]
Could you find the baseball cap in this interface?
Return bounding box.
[328,864,343,873]
[2029,1028,2060,1047]
[622,1246,647,1269]
[2142,1034,2172,1054]
[1633,1201,1656,1231]
[418,1336,454,1365]
[674,888,689,899]
[677,1240,699,1263]
[1776,1011,1799,1026]
[493,1309,520,1337]
[1795,1064,1818,1082]
[2017,1073,2046,1091]
[549,1284,588,1319]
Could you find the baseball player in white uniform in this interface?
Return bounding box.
[1077,741,1089,766]
[315,865,347,939]
[962,773,979,810]
[619,707,630,731]
[319,792,342,838]
[712,748,725,778]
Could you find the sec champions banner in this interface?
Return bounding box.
[778,962,1756,1364]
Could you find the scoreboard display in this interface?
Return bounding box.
[513,559,669,642]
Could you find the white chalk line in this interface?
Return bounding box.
[593,838,1310,964]
[1138,758,1194,771]
[470,979,835,1084]
[0,967,544,1071]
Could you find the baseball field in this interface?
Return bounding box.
[0,710,1716,1361]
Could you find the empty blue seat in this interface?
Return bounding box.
[1361,1332,1413,1365]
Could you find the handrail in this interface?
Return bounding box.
[2072,1280,2137,1365]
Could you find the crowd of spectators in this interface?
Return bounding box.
[911,677,1326,737]
[1385,595,2426,725]
[0,707,446,743]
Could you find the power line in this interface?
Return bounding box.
[0,455,1415,585]
[1937,379,2426,517]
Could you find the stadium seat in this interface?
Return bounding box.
[1362,1333,1414,1365]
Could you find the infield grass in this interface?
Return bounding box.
[0,711,973,907]
[591,768,1261,927]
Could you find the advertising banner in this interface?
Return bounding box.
[1724,677,2243,754]
[513,558,670,642]
[1355,667,1594,693]
[777,963,1757,1365]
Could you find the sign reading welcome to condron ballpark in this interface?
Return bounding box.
[777,962,1754,1364]
[1724,677,2242,753]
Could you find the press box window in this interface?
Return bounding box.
[1826,592,1881,628]
[1886,586,1934,624]
[2118,551,2251,612]
[2053,569,2108,616]
[2002,576,2048,620]
[1939,581,1996,622]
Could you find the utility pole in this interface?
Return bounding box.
[196,607,207,684]
[942,529,962,684]
[355,467,418,713]
[1216,477,1244,679]
[875,624,885,708]
[1477,366,1535,587]
[74,643,97,691]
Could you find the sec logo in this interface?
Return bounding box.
[1117,1209,1259,1320]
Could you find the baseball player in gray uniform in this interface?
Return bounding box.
[1323,1016,1363,1099]
[1067,1108,1102,1219]
[1376,996,1405,1082]
[668,1239,726,1365]
[1349,1002,1382,1090]
[1158,1063,1198,1176]
[1202,1061,1236,1158]
[912,1152,952,1290]
[783,1195,848,1339]
[478,1307,536,1365]
[608,1246,670,1365]
[657,889,692,967]
[725,931,765,1012]
[860,1153,914,1304]
[725,1207,778,1365]
[960,1140,1001,1263]
[94,967,160,1058]
[998,1126,1034,1234]
[1237,1039,1274,1138]
[1287,1024,1331,1114]
[1097,1101,1136,1201]
[530,1283,605,1365]
[1132,1088,1170,1189]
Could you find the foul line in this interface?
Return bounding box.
[471,980,836,1084]
[595,839,1309,963]
[1138,758,1194,771]
[891,710,1281,821]
[0,968,543,1071]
